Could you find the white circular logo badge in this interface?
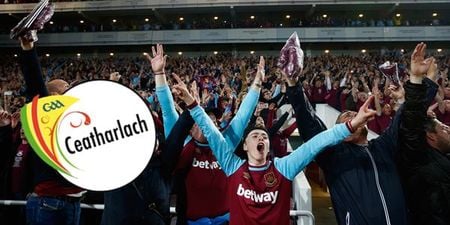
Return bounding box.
[49,80,155,191]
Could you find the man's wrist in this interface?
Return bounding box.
[252,79,262,88]
[186,99,198,109]
[153,71,165,76]
[346,120,356,133]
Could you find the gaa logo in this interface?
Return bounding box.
[21,80,156,191]
[42,100,65,112]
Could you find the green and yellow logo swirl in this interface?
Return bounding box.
[20,95,81,177]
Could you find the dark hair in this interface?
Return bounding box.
[243,123,268,140]
[335,110,352,124]
[234,123,269,159]
[424,116,438,133]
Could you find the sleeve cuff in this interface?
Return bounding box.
[345,120,355,133]
[187,101,199,110]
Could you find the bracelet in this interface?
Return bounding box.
[154,71,165,76]
[253,82,262,88]
[186,100,198,110]
[345,120,355,133]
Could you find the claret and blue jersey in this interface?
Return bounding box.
[188,102,351,225]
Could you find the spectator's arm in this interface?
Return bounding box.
[146,44,178,137]
[428,102,438,115]
[436,93,445,114]
[285,76,327,142]
[270,92,284,104]
[221,57,264,149]
[161,110,195,174]
[272,84,281,98]
[19,39,49,100]
[325,72,332,91]
[275,123,350,180]
[339,76,347,87]
[189,104,244,176]
[399,81,428,161]
[239,63,248,92]
[380,43,436,156]
[373,88,383,116]
[267,112,289,136]
[399,44,437,159]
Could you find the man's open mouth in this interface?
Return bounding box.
[257,143,265,152]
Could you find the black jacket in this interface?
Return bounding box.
[20,47,77,189]
[286,79,437,225]
[398,81,450,225]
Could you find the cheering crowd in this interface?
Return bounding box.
[0,31,449,225]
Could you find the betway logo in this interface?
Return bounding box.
[192,158,221,170]
[236,184,278,204]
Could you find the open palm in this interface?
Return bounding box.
[411,42,433,76]
[256,56,265,81]
[146,44,167,73]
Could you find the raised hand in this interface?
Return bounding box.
[190,81,201,103]
[426,58,438,83]
[254,56,265,84]
[427,102,438,118]
[201,89,209,104]
[410,42,433,77]
[372,85,381,98]
[0,110,11,128]
[109,72,121,81]
[145,44,167,74]
[172,73,195,105]
[351,95,377,129]
[373,77,380,87]
[388,84,405,101]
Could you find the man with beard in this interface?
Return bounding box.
[283,54,438,224]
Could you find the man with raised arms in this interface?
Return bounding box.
[172,76,376,225]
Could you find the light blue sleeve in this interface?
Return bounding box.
[222,87,260,150]
[155,85,179,138]
[274,123,351,180]
[272,84,281,98]
[189,105,245,176]
[146,95,154,104]
[220,120,229,129]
